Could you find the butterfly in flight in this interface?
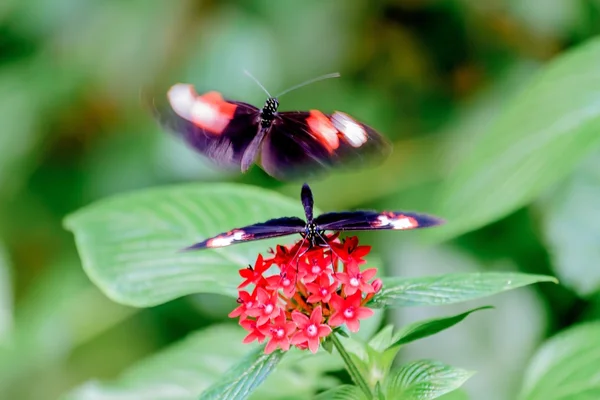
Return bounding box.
[153,72,391,180]
[185,183,444,251]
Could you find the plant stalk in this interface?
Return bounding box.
[330,332,372,399]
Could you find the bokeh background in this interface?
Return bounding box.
[1,0,599,399]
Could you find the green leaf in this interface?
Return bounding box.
[389,306,492,347]
[538,149,600,296]
[64,183,307,307]
[64,324,338,400]
[0,243,11,344]
[199,347,284,400]
[371,272,556,308]
[322,336,334,354]
[1,258,135,394]
[0,64,43,199]
[432,36,600,240]
[343,308,488,392]
[64,325,276,400]
[385,360,474,400]
[437,389,470,400]
[314,385,368,400]
[518,321,600,400]
[368,325,395,352]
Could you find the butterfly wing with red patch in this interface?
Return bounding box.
[184,217,306,251]
[260,110,391,180]
[314,211,444,231]
[154,84,261,169]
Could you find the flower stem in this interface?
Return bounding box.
[330,332,372,399]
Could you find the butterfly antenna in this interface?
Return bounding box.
[243,69,272,98]
[275,72,341,98]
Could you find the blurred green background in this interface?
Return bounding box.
[1,0,600,399]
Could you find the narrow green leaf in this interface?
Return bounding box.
[200,347,284,400]
[385,360,474,399]
[64,184,307,307]
[519,322,600,400]
[390,306,492,347]
[371,272,557,308]
[368,325,395,352]
[314,385,368,400]
[322,336,334,354]
[432,36,600,240]
[374,381,385,400]
[538,149,600,296]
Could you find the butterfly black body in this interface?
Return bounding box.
[154,83,391,180]
[185,183,443,251]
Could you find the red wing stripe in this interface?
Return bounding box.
[306,110,340,152]
[168,84,237,134]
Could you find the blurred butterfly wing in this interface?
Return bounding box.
[314,211,444,231]
[260,110,391,180]
[184,217,306,250]
[154,84,261,169]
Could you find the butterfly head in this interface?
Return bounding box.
[263,97,279,114]
[305,222,319,245]
[259,97,279,128]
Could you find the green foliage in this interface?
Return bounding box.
[383,360,474,400]
[339,308,488,396]
[63,180,556,399]
[314,385,368,400]
[2,1,600,399]
[538,149,600,296]
[518,322,600,400]
[65,324,339,400]
[0,243,11,343]
[0,259,136,394]
[386,306,493,348]
[64,184,307,306]
[371,273,556,307]
[434,37,600,240]
[199,347,284,400]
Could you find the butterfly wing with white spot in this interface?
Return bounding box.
[184,217,307,250]
[313,211,444,232]
[260,111,391,180]
[153,84,262,169]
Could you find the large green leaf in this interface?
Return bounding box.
[432,36,600,240]
[537,149,600,296]
[519,322,600,400]
[370,273,556,308]
[64,324,338,400]
[64,184,307,307]
[384,360,474,400]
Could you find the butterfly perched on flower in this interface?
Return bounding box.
[153,72,391,180]
[185,183,444,251]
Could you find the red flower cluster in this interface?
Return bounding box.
[230,235,382,354]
